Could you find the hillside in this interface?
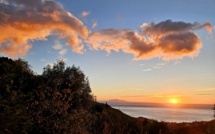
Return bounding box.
[92,103,215,134]
[0,57,215,134]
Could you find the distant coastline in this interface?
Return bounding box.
[101,99,213,109]
[99,99,214,123]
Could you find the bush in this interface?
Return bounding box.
[0,58,93,133]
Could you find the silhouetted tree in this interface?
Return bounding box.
[42,60,93,107]
[0,57,35,133]
[0,57,35,94]
[27,60,94,133]
[0,57,94,133]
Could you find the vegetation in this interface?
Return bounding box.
[0,57,94,133]
[0,57,214,134]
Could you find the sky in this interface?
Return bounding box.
[0,0,215,104]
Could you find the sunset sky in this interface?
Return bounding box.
[0,0,215,104]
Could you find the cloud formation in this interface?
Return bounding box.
[86,20,211,60]
[81,11,90,17]
[92,20,97,29]
[0,0,212,61]
[153,62,166,69]
[0,0,88,57]
[142,69,152,72]
[52,40,67,56]
[141,62,166,72]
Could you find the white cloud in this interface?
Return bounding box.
[142,62,166,71]
[142,69,152,72]
[92,20,97,29]
[140,23,148,28]
[156,62,166,66]
[53,41,63,50]
[59,49,67,56]
[81,11,90,17]
[52,40,67,56]
[152,62,166,69]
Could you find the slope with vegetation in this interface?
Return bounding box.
[0,57,214,134]
[0,57,94,133]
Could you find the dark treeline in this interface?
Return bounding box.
[0,57,144,134]
[0,57,95,133]
[0,57,215,134]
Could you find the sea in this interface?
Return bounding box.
[108,102,214,123]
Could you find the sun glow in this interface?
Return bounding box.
[169,98,179,104]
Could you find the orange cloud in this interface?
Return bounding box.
[203,23,212,33]
[86,29,129,53]
[0,0,88,57]
[86,20,210,60]
[0,1,211,61]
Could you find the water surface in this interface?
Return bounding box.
[111,104,214,122]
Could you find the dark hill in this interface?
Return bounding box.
[93,102,215,134]
[0,57,214,134]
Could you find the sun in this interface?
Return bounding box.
[169,98,179,104]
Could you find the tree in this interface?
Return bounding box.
[0,57,35,133]
[0,57,35,94]
[42,60,93,107]
[0,57,94,133]
[27,60,93,133]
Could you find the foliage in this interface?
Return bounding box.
[0,57,34,93]
[1,57,214,134]
[42,60,93,108]
[0,88,33,133]
[0,57,93,133]
[90,103,146,134]
[0,57,35,133]
[144,121,170,134]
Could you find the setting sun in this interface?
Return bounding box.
[169,98,179,104]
